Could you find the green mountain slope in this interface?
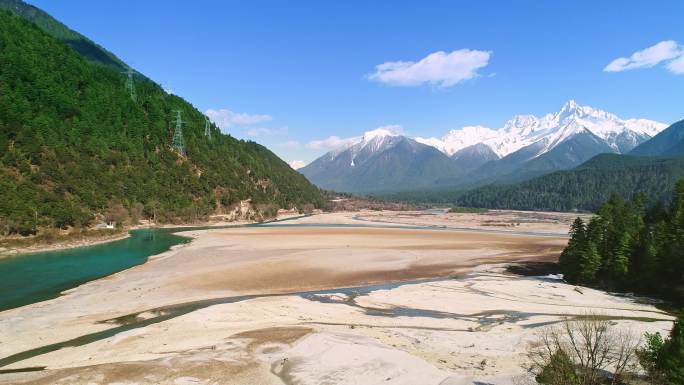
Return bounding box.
[455,154,684,212]
[0,0,128,71]
[0,10,325,235]
[630,119,684,156]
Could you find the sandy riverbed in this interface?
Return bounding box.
[302,209,594,235]
[0,211,672,385]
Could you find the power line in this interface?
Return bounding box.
[204,116,212,140]
[122,67,136,101]
[172,110,186,156]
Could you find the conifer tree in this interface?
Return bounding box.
[660,315,684,385]
[559,217,586,282]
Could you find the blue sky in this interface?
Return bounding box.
[29,0,684,166]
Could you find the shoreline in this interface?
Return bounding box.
[0,214,305,260]
[0,231,132,259]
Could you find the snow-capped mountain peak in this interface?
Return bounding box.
[325,125,406,166]
[362,127,400,142]
[503,114,539,133]
[562,99,579,110]
[327,126,402,158]
[418,101,666,157]
[416,125,498,155]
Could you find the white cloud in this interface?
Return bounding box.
[667,54,684,74]
[289,160,307,169]
[205,108,273,130]
[604,40,684,73]
[368,49,492,87]
[245,127,287,138]
[306,135,356,150]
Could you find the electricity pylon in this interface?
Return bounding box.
[172,110,186,156]
[204,117,212,140]
[123,67,136,101]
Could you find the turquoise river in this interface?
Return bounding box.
[0,228,191,312]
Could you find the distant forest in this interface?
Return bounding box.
[377,154,684,213]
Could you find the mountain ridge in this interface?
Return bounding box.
[630,119,684,156]
[416,100,665,158]
[301,101,667,193]
[300,134,463,193]
[0,0,129,71]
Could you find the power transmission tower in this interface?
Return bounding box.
[123,67,136,101]
[204,116,212,140]
[172,110,186,156]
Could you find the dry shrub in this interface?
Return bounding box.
[527,313,642,385]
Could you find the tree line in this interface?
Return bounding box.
[456,155,684,213]
[560,181,684,304]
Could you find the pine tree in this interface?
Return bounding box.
[607,231,631,284]
[560,217,587,283]
[658,314,684,385]
[577,218,602,284]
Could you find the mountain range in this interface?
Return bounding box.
[426,119,684,212]
[300,101,667,193]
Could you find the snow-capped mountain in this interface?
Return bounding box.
[300,128,463,193]
[300,101,668,193]
[327,127,404,167]
[416,125,500,156]
[417,100,666,158]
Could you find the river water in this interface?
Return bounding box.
[0,228,191,312]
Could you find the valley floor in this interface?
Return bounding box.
[0,211,672,385]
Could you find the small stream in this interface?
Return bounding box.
[0,273,667,371]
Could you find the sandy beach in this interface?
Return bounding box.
[0,211,673,385]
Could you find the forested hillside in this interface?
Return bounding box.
[455,154,684,212]
[0,10,325,236]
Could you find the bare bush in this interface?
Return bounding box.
[129,202,144,224]
[104,201,129,227]
[527,314,641,385]
[255,203,279,222]
[301,203,315,215]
